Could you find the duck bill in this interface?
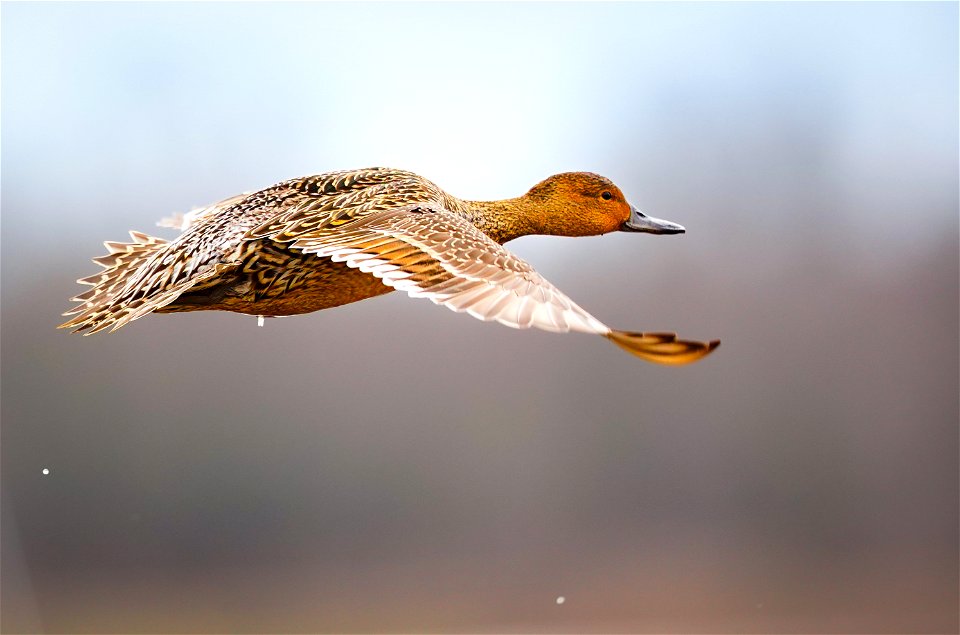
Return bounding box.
[621,205,685,234]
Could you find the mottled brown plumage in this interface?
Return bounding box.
[61,167,719,364]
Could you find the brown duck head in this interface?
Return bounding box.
[524,172,685,238]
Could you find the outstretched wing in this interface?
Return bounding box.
[259,202,719,363]
[259,203,611,334]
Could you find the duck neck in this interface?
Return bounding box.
[463,196,542,244]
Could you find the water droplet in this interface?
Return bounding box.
[257,315,265,327]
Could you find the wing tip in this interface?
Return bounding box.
[607,329,720,365]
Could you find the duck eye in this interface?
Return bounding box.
[601,191,613,201]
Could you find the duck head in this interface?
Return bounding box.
[525,172,685,238]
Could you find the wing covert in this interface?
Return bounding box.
[283,205,612,335]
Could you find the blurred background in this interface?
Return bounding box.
[2,2,957,633]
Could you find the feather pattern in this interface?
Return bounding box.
[279,205,610,334]
[60,167,719,365]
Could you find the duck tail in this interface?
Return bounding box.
[606,329,720,365]
[59,231,169,335]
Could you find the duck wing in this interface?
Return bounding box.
[258,202,606,334]
[262,203,719,364]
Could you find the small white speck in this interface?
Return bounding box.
[556,596,565,605]
[42,468,50,475]
[257,315,265,327]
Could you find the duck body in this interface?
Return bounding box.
[147,169,449,317]
[156,236,393,316]
[62,167,719,365]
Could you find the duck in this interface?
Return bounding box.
[60,167,719,365]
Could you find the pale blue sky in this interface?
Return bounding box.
[4,2,956,233]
